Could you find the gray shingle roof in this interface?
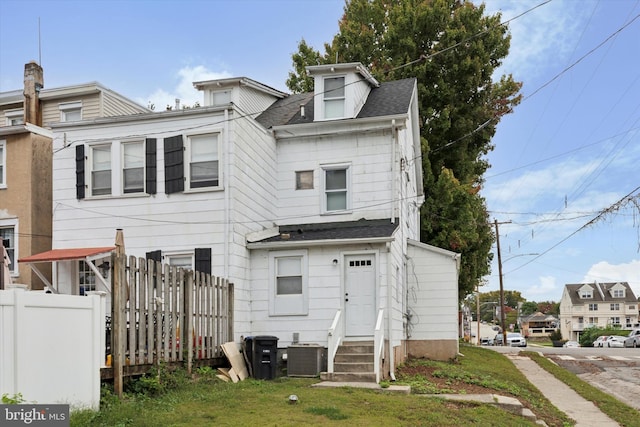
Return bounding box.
[255,78,416,129]
[564,282,637,305]
[256,218,399,243]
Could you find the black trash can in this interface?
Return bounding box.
[251,335,279,380]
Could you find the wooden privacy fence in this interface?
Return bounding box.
[108,253,233,395]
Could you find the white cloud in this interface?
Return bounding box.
[138,65,232,111]
[484,0,588,81]
[583,259,640,298]
[524,275,559,298]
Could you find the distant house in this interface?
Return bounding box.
[23,62,460,381]
[0,62,148,289]
[559,281,639,341]
[520,311,557,338]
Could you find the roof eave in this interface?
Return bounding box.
[247,236,394,250]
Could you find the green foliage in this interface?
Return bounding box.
[520,301,539,316]
[578,326,623,347]
[125,364,190,397]
[548,329,563,341]
[2,393,25,404]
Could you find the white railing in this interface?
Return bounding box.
[373,309,385,384]
[327,309,344,373]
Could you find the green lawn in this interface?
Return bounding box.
[68,345,597,426]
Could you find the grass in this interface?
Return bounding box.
[70,345,633,427]
[524,351,639,427]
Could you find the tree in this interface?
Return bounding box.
[520,301,539,316]
[287,0,522,299]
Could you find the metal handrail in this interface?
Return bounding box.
[327,309,343,373]
[373,309,384,383]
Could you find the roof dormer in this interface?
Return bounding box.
[193,77,286,114]
[609,282,626,298]
[305,62,379,121]
[578,284,593,299]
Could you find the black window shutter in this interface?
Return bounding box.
[195,248,211,274]
[145,138,157,194]
[75,145,85,199]
[146,250,162,263]
[164,135,184,194]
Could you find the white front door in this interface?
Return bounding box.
[345,254,376,337]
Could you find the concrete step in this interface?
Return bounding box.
[335,353,372,363]
[320,371,377,383]
[334,362,374,372]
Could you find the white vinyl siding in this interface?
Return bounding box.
[5,109,24,126]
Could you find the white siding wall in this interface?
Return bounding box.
[276,129,394,223]
[237,86,281,119]
[406,240,459,341]
[42,94,101,126]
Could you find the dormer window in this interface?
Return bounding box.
[210,90,231,106]
[580,288,593,299]
[612,288,625,298]
[324,76,345,119]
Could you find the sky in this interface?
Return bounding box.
[1,0,639,303]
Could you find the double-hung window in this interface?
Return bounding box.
[90,144,112,196]
[610,303,620,311]
[0,222,16,275]
[59,101,82,122]
[613,289,624,298]
[122,141,144,193]
[588,303,598,311]
[323,165,349,212]
[269,251,308,316]
[323,76,345,119]
[188,133,219,189]
[0,140,5,188]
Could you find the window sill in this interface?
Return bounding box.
[321,210,352,216]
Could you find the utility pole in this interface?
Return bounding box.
[492,219,511,346]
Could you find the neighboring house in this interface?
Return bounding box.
[0,61,149,289]
[31,62,460,380]
[560,281,639,341]
[520,311,558,338]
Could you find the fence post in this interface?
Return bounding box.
[112,252,126,398]
[184,270,194,374]
[227,282,234,343]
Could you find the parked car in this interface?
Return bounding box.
[480,337,491,346]
[494,334,504,346]
[624,329,640,348]
[563,340,580,348]
[593,335,610,347]
[505,332,527,347]
[606,336,626,348]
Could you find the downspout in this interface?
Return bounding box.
[224,108,231,278]
[388,119,398,381]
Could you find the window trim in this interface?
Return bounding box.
[122,140,145,194]
[5,109,24,126]
[0,218,18,275]
[588,303,598,311]
[0,140,6,189]
[88,143,112,197]
[59,101,83,122]
[322,75,346,119]
[269,250,308,316]
[185,132,222,191]
[322,163,351,214]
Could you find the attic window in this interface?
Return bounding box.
[612,289,624,298]
[323,76,345,119]
[59,101,82,122]
[580,289,592,299]
[5,109,24,126]
[210,91,231,106]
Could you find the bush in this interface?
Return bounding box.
[548,329,563,341]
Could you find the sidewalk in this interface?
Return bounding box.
[506,354,620,427]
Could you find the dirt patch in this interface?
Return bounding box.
[396,364,506,395]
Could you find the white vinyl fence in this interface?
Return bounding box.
[0,285,105,410]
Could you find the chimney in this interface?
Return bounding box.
[24,61,44,126]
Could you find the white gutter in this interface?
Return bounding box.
[246,236,394,250]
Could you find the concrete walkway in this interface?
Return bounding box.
[507,354,620,427]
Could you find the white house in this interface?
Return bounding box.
[37,62,459,381]
[560,281,638,341]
